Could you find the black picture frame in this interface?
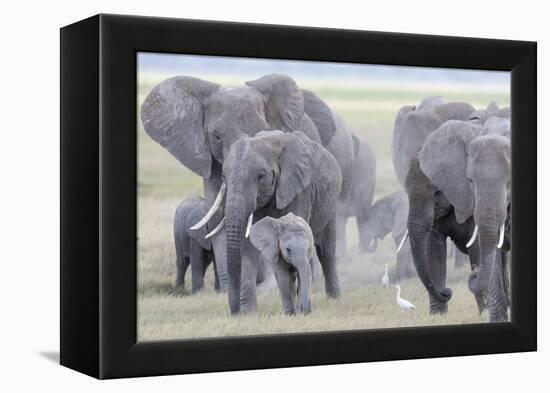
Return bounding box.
[60,14,537,379]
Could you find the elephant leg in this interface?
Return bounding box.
[239,240,259,314]
[506,251,512,307]
[211,230,228,292]
[256,256,266,284]
[211,253,221,293]
[504,251,511,307]
[467,245,487,313]
[488,251,509,322]
[273,262,297,315]
[257,255,278,292]
[175,257,190,288]
[427,230,448,314]
[316,218,341,298]
[335,212,348,261]
[190,241,206,293]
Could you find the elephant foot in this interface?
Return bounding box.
[326,286,341,298]
[474,293,488,314]
[284,308,296,316]
[489,310,509,323]
[297,301,312,314]
[239,301,257,314]
[429,299,448,314]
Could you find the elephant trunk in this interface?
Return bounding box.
[295,254,312,314]
[468,189,507,310]
[468,224,498,297]
[357,215,378,254]
[408,211,452,304]
[225,189,255,314]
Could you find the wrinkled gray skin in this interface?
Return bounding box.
[173,196,219,293]
[359,190,415,280]
[392,96,476,188]
[221,131,342,313]
[404,104,511,321]
[336,136,377,258]
[140,74,371,313]
[250,213,317,314]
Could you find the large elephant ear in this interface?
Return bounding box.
[187,198,212,250]
[249,217,280,263]
[392,107,441,188]
[419,120,480,224]
[245,74,304,131]
[276,131,316,209]
[140,76,221,178]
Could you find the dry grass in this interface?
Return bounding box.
[137,72,508,341]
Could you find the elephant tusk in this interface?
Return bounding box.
[466,225,478,248]
[245,213,254,238]
[396,229,408,254]
[497,223,505,249]
[190,182,226,230]
[205,217,225,239]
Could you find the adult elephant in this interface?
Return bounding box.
[210,131,342,313]
[406,113,511,321]
[392,96,476,188]
[141,74,372,310]
[336,136,376,257]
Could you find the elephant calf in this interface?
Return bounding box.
[250,213,317,315]
[359,190,415,280]
[174,196,219,293]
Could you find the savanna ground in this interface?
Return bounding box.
[137,72,509,341]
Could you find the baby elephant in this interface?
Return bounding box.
[359,190,415,280]
[174,195,219,293]
[250,213,317,315]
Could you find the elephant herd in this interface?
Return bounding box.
[141,74,511,323]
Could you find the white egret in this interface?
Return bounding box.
[395,284,416,311]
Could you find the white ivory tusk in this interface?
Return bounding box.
[497,223,505,249]
[190,183,226,230]
[396,229,408,254]
[466,225,478,248]
[245,213,253,238]
[205,217,225,239]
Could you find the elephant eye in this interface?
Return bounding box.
[257,172,266,183]
[213,131,221,141]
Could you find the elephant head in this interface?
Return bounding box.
[219,130,321,313]
[392,97,476,188]
[140,74,316,179]
[418,116,511,320]
[359,191,408,254]
[250,213,316,314]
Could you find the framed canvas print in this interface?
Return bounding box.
[60,14,537,379]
